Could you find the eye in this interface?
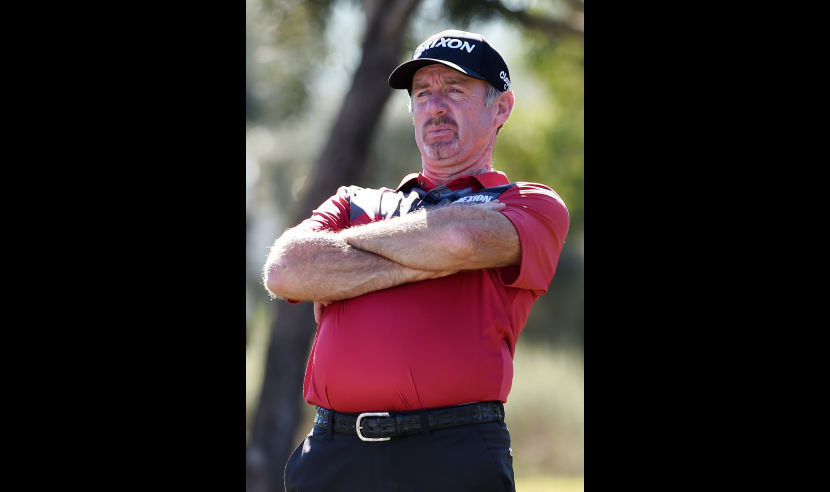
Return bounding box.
[447,87,467,98]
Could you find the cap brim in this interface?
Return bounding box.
[388,58,487,92]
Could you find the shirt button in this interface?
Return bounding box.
[419,180,425,186]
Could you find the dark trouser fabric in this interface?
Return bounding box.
[284,420,515,492]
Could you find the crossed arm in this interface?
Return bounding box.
[263,201,520,303]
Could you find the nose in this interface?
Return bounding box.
[425,92,448,117]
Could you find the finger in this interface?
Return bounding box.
[481,200,506,210]
[314,302,326,324]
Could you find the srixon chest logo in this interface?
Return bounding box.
[454,194,495,204]
[414,37,476,58]
[450,184,516,205]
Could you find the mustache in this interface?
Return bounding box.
[422,115,457,131]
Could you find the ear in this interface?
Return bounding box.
[494,90,514,129]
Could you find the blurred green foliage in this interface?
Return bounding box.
[246,0,335,124]
[506,344,584,476]
[496,34,584,231]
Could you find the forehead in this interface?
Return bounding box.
[412,64,478,87]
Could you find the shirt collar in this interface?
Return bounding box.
[395,171,510,192]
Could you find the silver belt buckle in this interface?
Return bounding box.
[355,412,391,442]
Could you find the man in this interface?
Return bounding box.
[263,29,569,492]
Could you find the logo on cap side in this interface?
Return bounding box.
[499,71,510,90]
[413,37,476,59]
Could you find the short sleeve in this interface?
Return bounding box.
[293,186,355,233]
[497,182,570,294]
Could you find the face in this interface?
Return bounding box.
[410,64,506,177]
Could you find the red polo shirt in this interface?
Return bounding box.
[292,171,569,412]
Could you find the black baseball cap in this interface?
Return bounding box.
[388,30,511,94]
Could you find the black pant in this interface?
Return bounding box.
[284,420,515,492]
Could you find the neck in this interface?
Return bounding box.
[421,163,492,187]
[421,146,495,186]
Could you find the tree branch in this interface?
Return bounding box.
[485,0,583,37]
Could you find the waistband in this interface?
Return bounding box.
[313,401,505,442]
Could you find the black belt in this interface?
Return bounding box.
[314,401,504,442]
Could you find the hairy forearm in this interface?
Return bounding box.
[263,227,453,302]
[341,202,521,271]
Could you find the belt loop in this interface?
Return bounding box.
[419,410,431,436]
[326,408,335,440]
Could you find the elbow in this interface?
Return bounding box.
[262,261,280,297]
[262,228,320,300]
[444,224,478,265]
[262,257,291,299]
[440,205,492,264]
[442,209,520,268]
[264,264,281,297]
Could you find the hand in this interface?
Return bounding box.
[314,301,330,324]
[453,199,506,211]
[481,199,506,211]
[411,267,460,281]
